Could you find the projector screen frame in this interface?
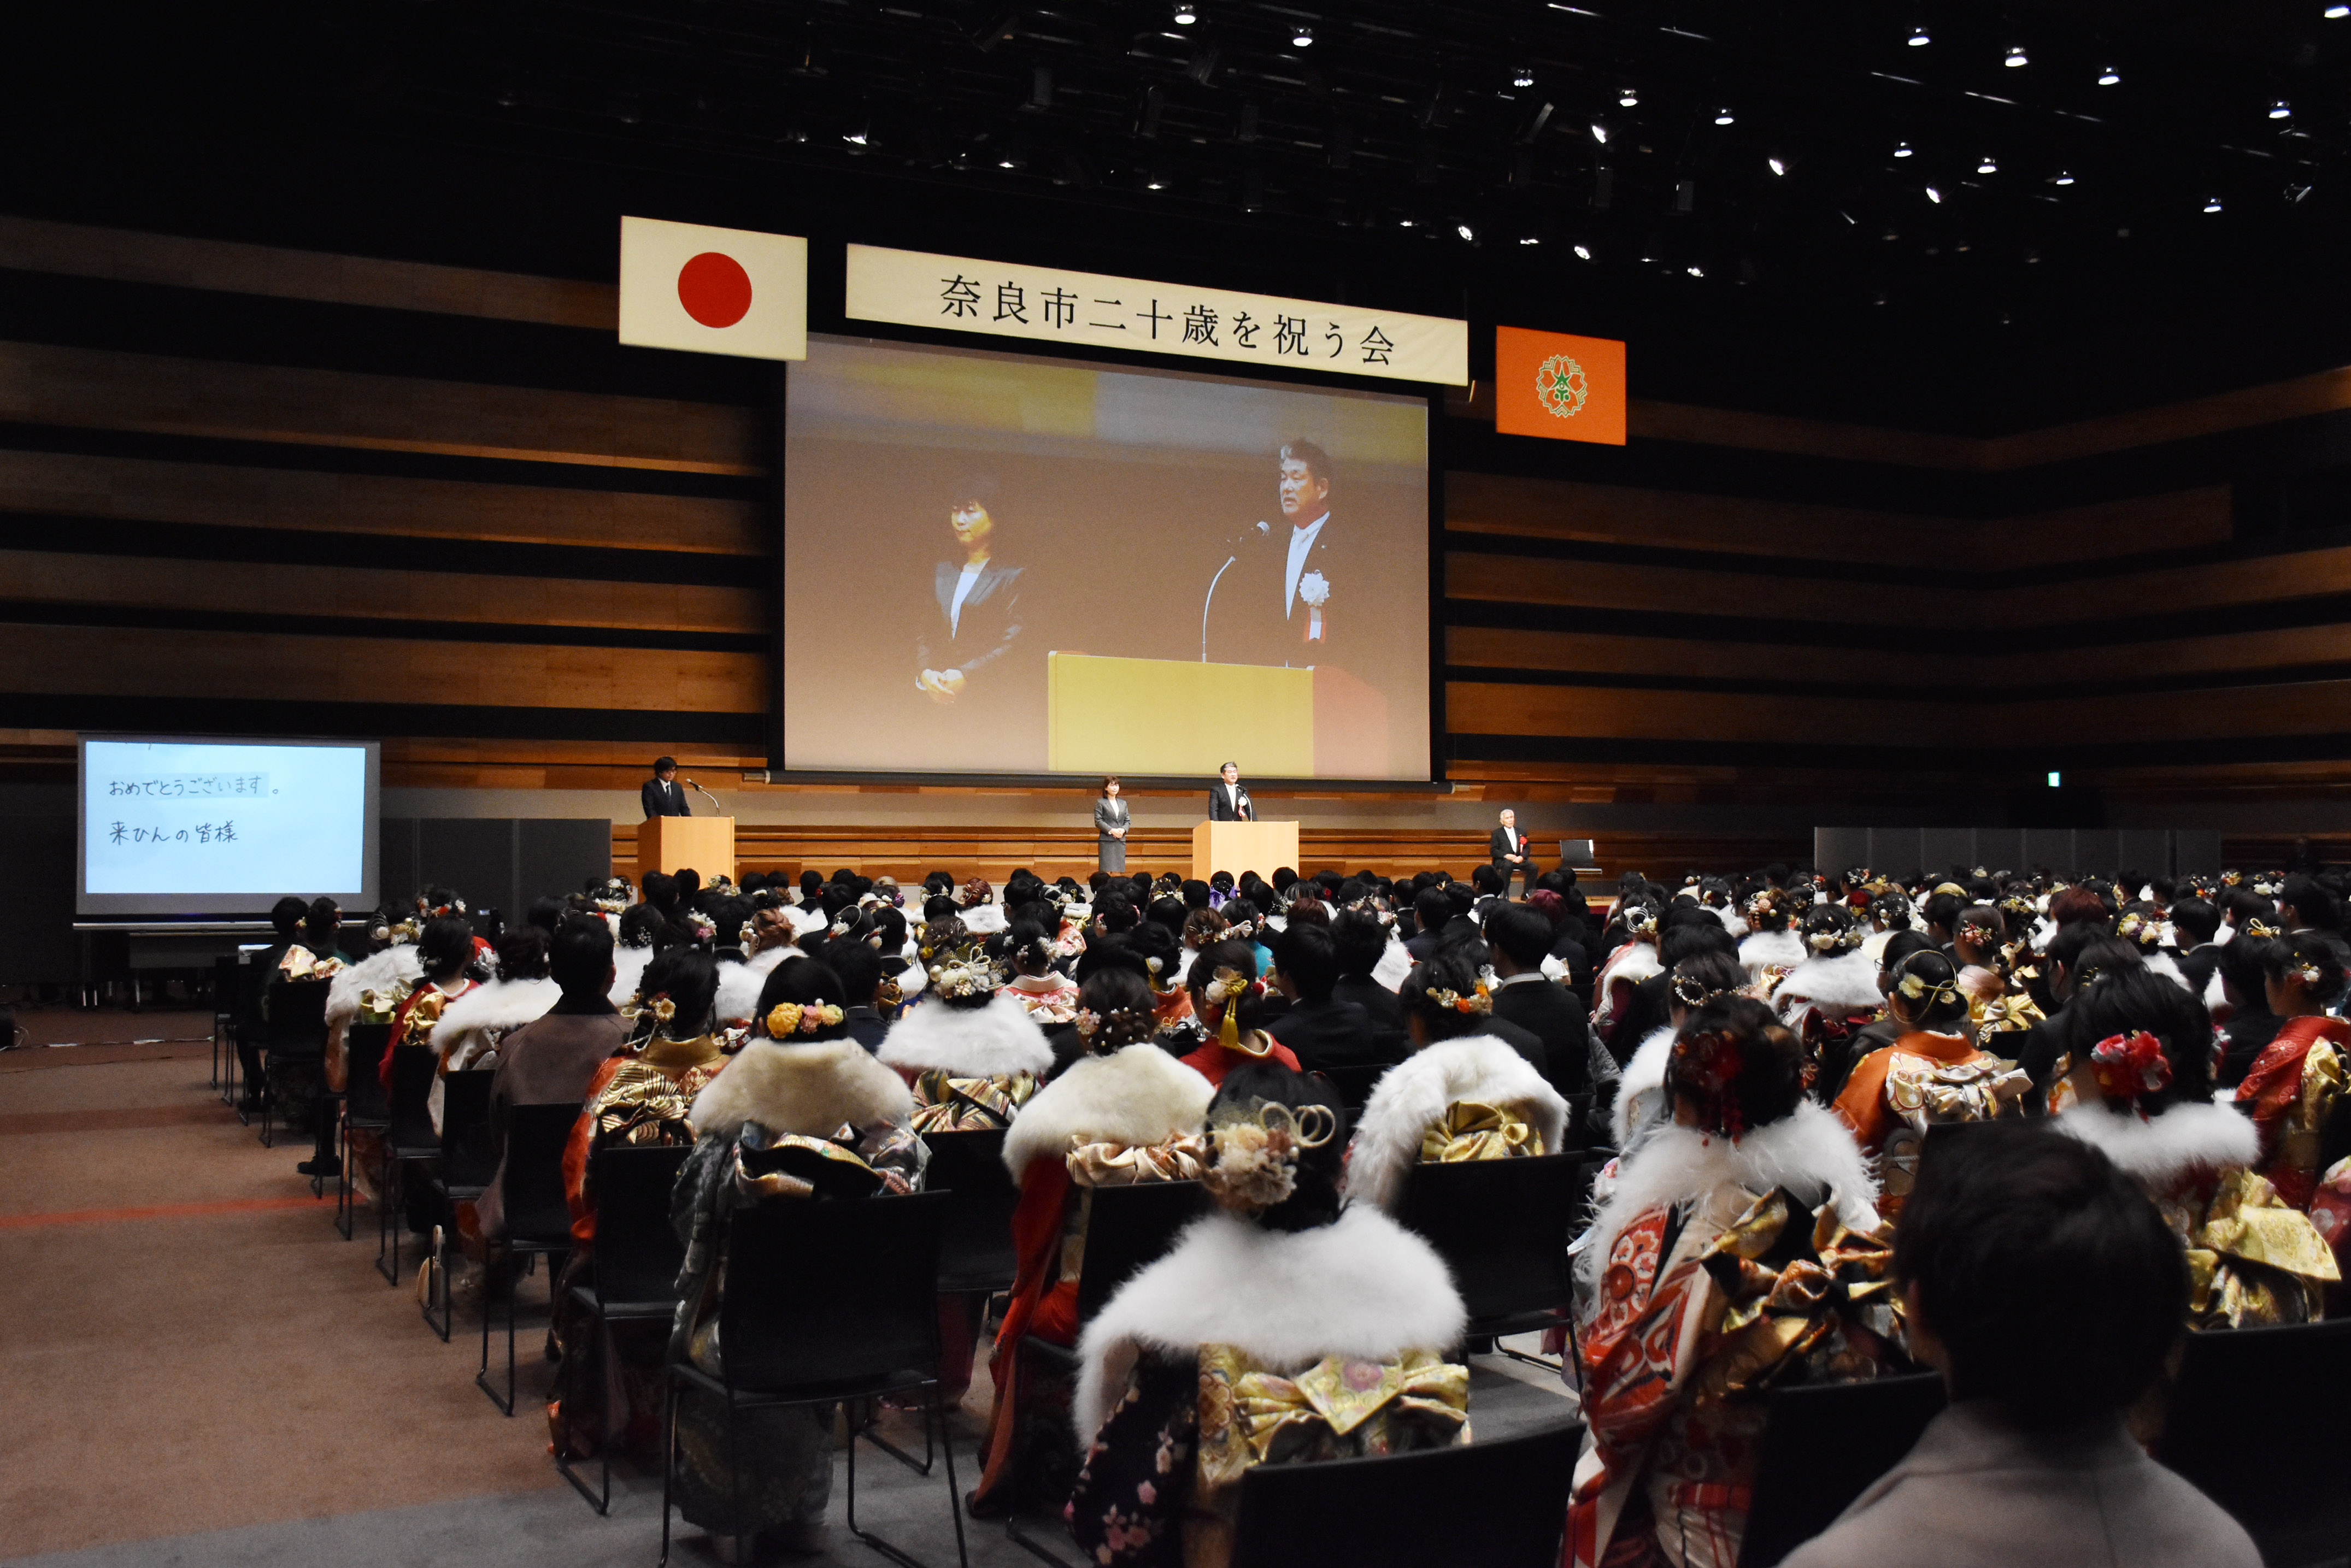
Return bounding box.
[75,732,383,920]
[769,318,1451,786]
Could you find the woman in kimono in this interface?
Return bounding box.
[1066,1063,1471,1568]
[1157,938,1302,1088]
[1347,944,1568,1215]
[1571,996,1896,1568]
[664,953,924,1559]
[2050,963,2338,1328]
[1000,922,1083,1024]
[2235,932,2351,1210]
[969,968,1215,1518]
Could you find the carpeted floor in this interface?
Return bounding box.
[0,1012,1580,1567]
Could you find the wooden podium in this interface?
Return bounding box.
[638,816,736,882]
[1191,821,1300,882]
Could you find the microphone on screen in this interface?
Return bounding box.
[1229,520,1273,547]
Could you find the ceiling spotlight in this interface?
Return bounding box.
[2096,65,2120,85]
[2005,45,2027,68]
[1714,107,1735,125]
[1768,156,1786,176]
[1145,173,1167,189]
[2271,99,2293,119]
[1925,185,1943,203]
[843,123,869,146]
[1456,222,1476,241]
[1894,140,1913,158]
[2203,194,2224,213]
[2052,169,2075,186]
[1573,243,1593,260]
[1513,65,1535,87]
[1398,216,1416,227]
[1590,121,1609,144]
[1908,25,1930,46]
[1172,1,1196,22]
[1686,264,1705,277]
[1519,235,1540,245]
[1291,24,1313,47]
[2329,3,2349,16]
[1618,87,1638,107]
[1977,155,1998,174]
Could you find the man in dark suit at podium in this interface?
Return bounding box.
[1208,761,1253,822]
[1489,808,1536,898]
[642,756,690,820]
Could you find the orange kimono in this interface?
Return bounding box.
[1832,1029,2027,1216]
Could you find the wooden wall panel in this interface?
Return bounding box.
[0,450,765,556]
[1444,470,1936,564]
[1445,551,1932,623]
[1444,626,1942,686]
[1993,679,2351,745]
[0,215,616,329]
[0,341,762,475]
[0,550,766,634]
[1984,544,2351,628]
[1971,488,2233,567]
[1445,680,1958,743]
[3,626,765,712]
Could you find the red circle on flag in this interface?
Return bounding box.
[677,252,753,328]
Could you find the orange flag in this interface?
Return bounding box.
[1493,326,1626,446]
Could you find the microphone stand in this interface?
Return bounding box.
[1201,557,1237,663]
[687,779,723,813]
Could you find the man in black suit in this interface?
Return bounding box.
[1267,922,1408,1074]
[641,756,689,820]
[1330,909,1410,1037]
[1485,905,1607,1120]
[1208,761,1253,822]
[1488,808,1537,898]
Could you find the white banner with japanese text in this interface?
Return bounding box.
[843,244,1467,386]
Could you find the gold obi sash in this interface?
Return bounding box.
[1418,1099,1543,1165]
[2178,1166,2341,1329]
[1057,1134,1213,1284]
[907,1069,1038,1134]
[1693,1188,1900,1402]
[1194,1345,1468,1493]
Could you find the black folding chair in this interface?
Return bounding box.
[1318,1062,1390,1116]
[1735,1371,1947,1568]
[479,1101,579,1413]
[1008,1179,1207,1565]
[337,1023,394,1238]
[2157,1317,2351,1568]
[555,1139,690,1511]
[227,952,269,1115]
[1394,1153,1580,1369]
[258,977,331,1152]
[209,954,238,1093]
[660,1190,968,1568]
[1228,1419,1583,1568]
[378,1047,442,1287]
[925,1129,1020,1295]
[422,1069,497,1340]
[1562,1092,1594,1156]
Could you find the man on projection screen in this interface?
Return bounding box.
[1265,438,1341,668]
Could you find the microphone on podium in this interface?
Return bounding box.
[687,779,723,811]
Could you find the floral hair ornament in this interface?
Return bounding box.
[1072,1009,1102,1040]
[1671,972,1725,1009]
[684,911,717,941]
[1670,1026,1748,1139]
[1894,966,1961,1011]
[649,995,677,1022]
[1958,921,2001,951]
[2088,1030,2172,1113]
[1202,1099,1338,1216]
[1203,966,1267,1049]
[2296,959,2326,989]
[2243,918,2283,940]
[766,1000,843,1038]
[1423,981,1494,1017]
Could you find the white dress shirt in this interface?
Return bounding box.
[949,562,985,636]
[1284,514,1329,618]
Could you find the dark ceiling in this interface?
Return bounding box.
[8,0,2351,432]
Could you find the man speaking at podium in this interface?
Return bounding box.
[1208,761,1253,822]
[642,756,690,820]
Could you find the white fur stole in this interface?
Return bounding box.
[2053,1101,2258,1188]
[689,1039,914,1141]
[880,991,1053,1078]
[1348,1035,1570,1213]
[1000,1044,1213,1178]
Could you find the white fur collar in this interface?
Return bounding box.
[688,1040,913,1141]
[1611,1025,1678,1151]
[2204,968,2226,1018]
[2144,949,2190,993]
[326,945,422,1028]
[1000,1044,1213,1178]
[783,904,829,936]
[1073,1207,1467,1441]
[1740,929,1807,977]
[427,975,560,1045]
[714,957,771,1026]
[1714,909,1752,939]
[2054,1101,2258,1187]
[1372,937,1414,991]
[1601,941,1662,990]
[1580,1100,1879,1289]
[1348,1035,1569,1213]
[609,945,653,1008]
[961,904,1009,935]
[880,991,1053,1077]
[1774,950,1883,1015]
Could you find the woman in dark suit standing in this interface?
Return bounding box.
[1094,776,1130,876]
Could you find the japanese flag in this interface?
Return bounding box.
[618,216,807,361]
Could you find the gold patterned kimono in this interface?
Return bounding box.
[2157,1166,2339,1328]
[906,1067,1039,1134]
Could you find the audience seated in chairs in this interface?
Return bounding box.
[1263,921,1407,1077]
[1780,1121,2260,1568]
[662,952,924,1559]
[1157,938,1302,1088]
[1067,1062,1470,1568]
[1346,945,1568,1215]
[969,966,1213,1517]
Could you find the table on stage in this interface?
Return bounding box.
[1191,820,1299,883]
[638,816,736,882]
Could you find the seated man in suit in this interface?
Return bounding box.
[1402,886,1452,964]
[1207,761,1253,821]
[1485,904,1613,1130]
[1267,922,1408,1075]
[641,756,689,820]
[1331,908,1411,1037]
[1488,808,1537,898]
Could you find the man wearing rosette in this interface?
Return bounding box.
[1268,438,1342,667]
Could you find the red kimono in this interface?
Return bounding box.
[2237,1015,2351,1211]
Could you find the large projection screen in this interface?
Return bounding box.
[77,735,380,918]
[783,335,1431,779]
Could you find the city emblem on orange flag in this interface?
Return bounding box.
[1494,326,1627,446]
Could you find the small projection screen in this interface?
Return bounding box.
[781,335,1432,780]
[77,735,380,918]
